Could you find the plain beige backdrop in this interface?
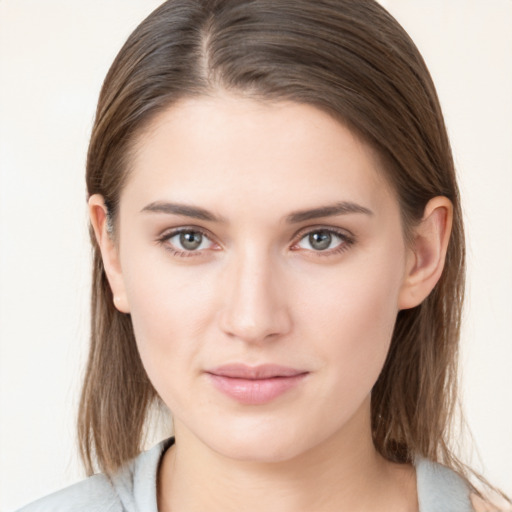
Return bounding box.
[0,1,511,510]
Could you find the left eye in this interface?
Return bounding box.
[296,230,346,251]
[167,230,214,251]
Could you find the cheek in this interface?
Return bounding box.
[302,246,404,396]
[121,251,217,387]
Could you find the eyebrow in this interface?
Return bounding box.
[140,200,373,223]
[285,201,373,223]
[141,201,227,222]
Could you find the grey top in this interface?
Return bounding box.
[16,438,475,512]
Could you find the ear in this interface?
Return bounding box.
[398,196,453,310]
[88,194,130,313]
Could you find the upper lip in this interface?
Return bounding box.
[206,364,308,379]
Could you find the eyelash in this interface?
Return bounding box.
[291,227,355,257]
[156,226,355,259]
[156,227,215,258]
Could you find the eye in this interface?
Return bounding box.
[294,228,353,253]
[159,228,217,255]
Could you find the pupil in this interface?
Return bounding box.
[309,231,331,250]
[180,231,202,250]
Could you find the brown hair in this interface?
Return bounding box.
[79,0,499,501]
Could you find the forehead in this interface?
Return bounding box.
[123,95,396,218]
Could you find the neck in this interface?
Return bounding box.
[157,398,417,512]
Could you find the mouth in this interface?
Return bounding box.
[205,364,309,405]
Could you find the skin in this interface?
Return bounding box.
[90,94,453,512]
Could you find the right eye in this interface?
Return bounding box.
[158,228,217,257]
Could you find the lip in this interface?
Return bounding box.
[205,364,309,405]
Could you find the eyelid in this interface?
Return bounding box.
[156,226,220,255]
[291,224,355,243]
[290,225,355,254]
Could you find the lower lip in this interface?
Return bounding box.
[206,373,308,405]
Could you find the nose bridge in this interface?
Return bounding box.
[218,243,291,343]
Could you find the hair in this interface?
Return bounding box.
[79,0,503,502]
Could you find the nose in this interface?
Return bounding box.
[217,249,292,344]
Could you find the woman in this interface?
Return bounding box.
[16,0,509,510]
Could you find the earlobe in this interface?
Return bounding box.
[398,196,453,310]
[88,194,130,314]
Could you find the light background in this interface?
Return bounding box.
[0,1,511,510]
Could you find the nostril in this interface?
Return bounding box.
[218,306,291,344]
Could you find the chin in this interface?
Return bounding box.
[214,437,304,463]
[193,418,316,464]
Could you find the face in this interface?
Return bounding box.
[108,95,412,462]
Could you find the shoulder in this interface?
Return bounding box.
[470,493,510,512]
[415,458,510,512]
[16,438,174,512]
[415,457,475,512]
[471,493,501,512]
[15,474,121,512]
